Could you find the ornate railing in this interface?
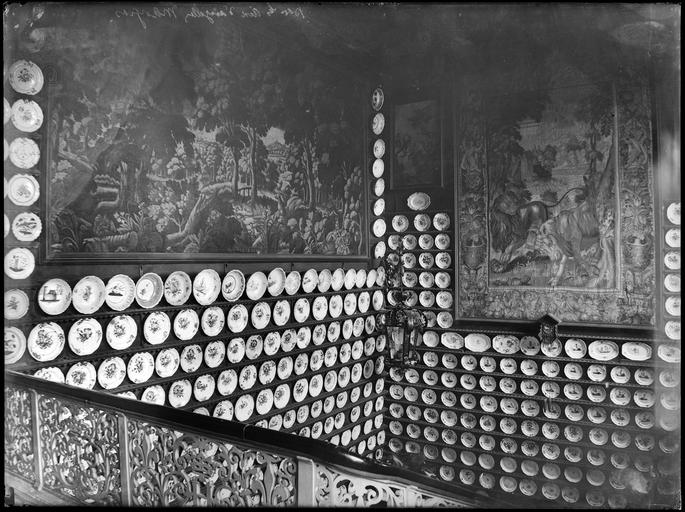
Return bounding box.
[5,371,487,508]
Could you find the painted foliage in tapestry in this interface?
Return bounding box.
[458,76,655,325]
[44,7,364,257]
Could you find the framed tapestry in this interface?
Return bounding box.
[40,5,368,262]
[456,79,656,325]
[389,86,446,189]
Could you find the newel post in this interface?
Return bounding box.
[295,456,316,507]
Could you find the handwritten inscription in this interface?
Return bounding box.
[116,3,306,29]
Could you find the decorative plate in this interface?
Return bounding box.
[11,211,41,241]
[33,366,65,383]
[433,212,451,231]
[519,336,540,356]
[68,317,103,356]
[155,348,180,378]
[258,360,276,386]
[141,385,165,405]
[135,273,164,309]
[419,290,435,307]
[9,60,44,95]
[436,290,453,309]
[293,378,309,403]
[36,278,71,315]
[664,251,681,270]
[273,299,290,326]
[402,234,417,251]
[204,340,226,368]
[586,340,619,361]
[294,269,315,295]
[5,289,29,320]
[226,337,246,364]
[434,272,451,288]
[414,213,431,231]
[5,327,27,364]
[256,388,274,415]
[372,158,385,178]
[127,352,155,384]
[294,298,311,323]
[66,362,97,390]
[372,112,385,134]
[246,334,264,359]
[193,269,221,305]
[274,384,291,409]
[665,296,680,316]
[213,400,235,420]
[329,295,343,318]
[621,341,652,361]
[168,379,192,408]
[492,335,519,355]
[174,309,200,340]
[194,374,216,402]
[355,268,367,289]
[665,228,680,248]
[267,267,286,296]
[294,352,309,374]
[227,304,248,333]
[250,301,271,329]
[199,306,224,337]
[372,199,385,218]
[435,252,451,269]
[244,271,267,301]
[222,269,245,301]
[439,332,463,350]
[358,292,371,313]
[665,320,680,340]
[419,252,434,269]
[73,275,106,314]
[105,274,135,311]
[391,215,409,233]
[435,233,451,250]
[180,344,203,373]
[664,273,680,292]
[7,174,40,207]
[264,331,281,356]
[105,314,137,350]
[11,99,43,132]
[464,333,490,352]
[343,293,357,316]
[371,87,384,111]
[374,177,385,196]
[540,337,562,357]
[564,338,587,359]
[9,137,40,169]
[373,139,385,158]
[343,268,356,290]
[666,201,681,225]
[658,344,681,363]
[217,369,238,395]
[97,357,127,390]
[407,192,431,211]
[280,271,300,297]
[315,269,331,293]
[418,234,433,250]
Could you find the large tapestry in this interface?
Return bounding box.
[457,77,656,325]
[43,5,365,259]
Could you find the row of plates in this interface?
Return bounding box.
[372,213,451,238]
[387,289,453,309]
[398,270,451,289]
[5,308,384,363]
[662,203,681,343]
[30,267,385,316]
[388,232,451,251]
[389,378,680,413]
[386,250,452,270]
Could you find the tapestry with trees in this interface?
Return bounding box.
[43,7,365,258]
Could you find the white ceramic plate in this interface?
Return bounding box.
[372,218,386,238]
[284,270,301,295]
[374,178,385,196]
[201,306,225,336]
[143,311,171,344]
[141,385,165,405]
[221,269,245,301]
[587,340,619,361]
[373,198,385,216]
[666,202,681,225]
[294,297,310,322]
[213,400,234,420]
[407,192,431,211]
[331,268,345,291]
[664,274,680,292]
[7,174,39,206]
[464,333,491,352]
[371,87,384,111]
[665,296,680,316]
[97,357,127,390]
[106,315,137,350]
[246,271,268,300]
[372,112,385,135]
[267,267,286,296]
[155,348,180,378]
[372,158,384,178]
[27,322,65,362]
[193,269,221,305]
[5,327,27,364]
[665,228,680,248]
[4,289,29,320]
[226,304,248,333]
[246,334,264,359]
[135,272,164,309]
[373,139,385,159]
[194,374,216,401]
[433,212,450,231]
[217,369,238,395]
[169,379,192,408]
[264,331,281,356]
[106,274,136,311]
[66,362,97,390]
[11,211,41,241]
[392,215,409,232]
[250,301,271,329]
[9,137,40,169]
[273,299,291,326]
[72,275,106,314]
[180,344,203,373]
[301,268,318,294]
[37,278,72,315]
[665,320,680,340]
[174,309,200,340]
[11,99,43,132]
[227,337,246,363]
[68,317,103,356]
[9,60,44,95]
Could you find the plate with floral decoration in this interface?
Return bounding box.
[407,192,431,211]
[33,367,65,383]
[435,233,450,250]
[665,228,680,248]
[328,295,342,318]
[127,352,155,384]
[194,374,216,402]
[256,388,274,415]
[97,357,126,390]
[314,268,331,293]
[250,301,271,329]
[273,299,290,326]
[245,334,263,360]
[294,352,309,375]
[435,252,451,269]
[141,385,165,405]
[155,348,180,378]
[173,309,199,340]
[296,326,311,349]
[437,311,453,328]
[281,270,300,296]
[198,306,223,337]
[372,112,385,135]
[414,213,431,231]
[372,158,384,178]
[302,268,319,293]
[11,99,43,132]
[281,328,297,352]
[221,269,245,301]
[666,201,681,225]
[4,289,29,320]
[665,320,680,340]
[263,331,281,356]
[665,296,680,317]
[11,211,41,241]
[227,304,248,333]
[621,341,651,361]
[392,215,409,232]
[329,268,344,291]
[106,315,137,350]
[9,137,40,169]
[168,379,192,408]
[226,337,246,364]
[141,311,170,345]
[293,297,310,323]
[7,174,39,206]
[73,275,106,314]
[191,269,220,305]
[355,268,367,289]
[217,369,238,395]
[372,218,386,238]
[246,271,267,300]
[343,268,356,290]
[274,384,291,409]
[258,360,276,386]
[5,248,35,280]
[5,327,26,364]
[66,362,97,390]
[373,139,385,159]
[180,344,203,373]
[267,267,286,296]
[204,340,226,368]
[9,60,44,95]
[68,317,103,356]
[374,241,386,259]
[213,400,234,420]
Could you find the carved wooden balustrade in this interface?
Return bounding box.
[4,370,487,507]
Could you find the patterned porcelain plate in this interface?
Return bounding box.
[433,213,451,231]
[226,337,246,364]
[227,304,248,333]
[217,369,238,395]
[665,296,680,316]
[658,344,681,363]
[135,272,164,309]
[5,327,27,364]
[267,267,287,296]
[246,271,268,300]
[665,321,680,340]
[127,352,155,384]
[33,366,65,383]
[435,252,451,269]
[343,268,356,290]
[9,60,44,95]
[106,315,137,350]
[621,342,652,361]
[169,379,192,408]
[492,335,519,355]
[373,139,385,159]
[283,270,301,295]
[564,338,587,359]
[329,295,343,318]
[97,357,126,390]
[374,177,385,197]
[200,306,225,337]
[68,317,103,356]
[141,385,165,406]
[298,268,317,294]
[11,99,43,132]
[204,340,226,368]
[273,299,291,326]
[66,362,97,390]
[464,333,491,352]
[11,211,41,241]
[258,360,276,385]
[73,275,106,314]
[372,218,386,238]
[263,331,281,356]
[174,309,200,340]
[251,301,271,329]
[256,388,274,415]
[4,247,35,280]
[192,269,221,305]
[293,297,310,323]
[392,215,409,233]
[4,289,29,320]
[372,158,384,178]
[7,174,39,206]
[155,348,180,378]
[274,384,291,409]
[414,213,431,231]
[213,400,234,420]
[665,273,680,292]
[194,374,216,402]
[664,251,681,271]
[37,278,72,315]
[587,340,619,361]
[221,269,245,301]
[180,344,203,373]
[246,334,264,359]
[665,228,681,248]
[105,274,136,311]
[9,137,40,169]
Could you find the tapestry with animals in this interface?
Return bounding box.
[457,76,655,325]
[42,5,365,259]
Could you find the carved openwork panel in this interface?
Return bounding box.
[4,385,36,484]
[314,463,469,508]
[37,395,122,504]
[126,420,296,507]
